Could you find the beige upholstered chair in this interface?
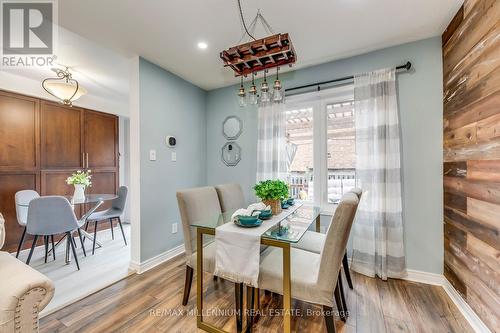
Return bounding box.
[176,186,221,305]
[214,183,246,212]
[256,192,359,333]
[0,213,55,333]
[293,188,363,291]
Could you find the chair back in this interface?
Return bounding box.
[27,196,79,236]
[176,187,222,259]
[111,186,128,212]
[0,213,5,249]
[214,183,246,213]
[317,192,359,292]
[350,188,363,199]
[15,190,40,227]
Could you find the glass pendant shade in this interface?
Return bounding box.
[273,79,283,102]
[237,84,246,107]
[43,81,87,104]
[260,80,270,103]
[248,84,258,105]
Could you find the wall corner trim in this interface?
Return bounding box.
[129,244,185,274]
[402,270,491,333]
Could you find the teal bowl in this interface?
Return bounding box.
[237,215,260,226]
[259,209,272,219]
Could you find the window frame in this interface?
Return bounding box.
[285,84,354,215]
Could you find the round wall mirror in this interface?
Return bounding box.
[222,116,243,140]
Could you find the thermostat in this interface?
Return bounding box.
[166,136,177,147]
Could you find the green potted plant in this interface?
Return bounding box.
[66,170,92,201]
[254,179,289,215]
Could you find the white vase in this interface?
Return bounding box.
[73,184,86,201]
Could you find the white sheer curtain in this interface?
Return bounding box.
[351,68,406,280]
[256,102,288,181]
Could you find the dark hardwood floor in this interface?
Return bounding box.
[40,255,473,333]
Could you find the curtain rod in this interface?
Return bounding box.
[285,61,412,93]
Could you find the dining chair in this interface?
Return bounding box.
[14,190,40,258]
[26,196,86,270]
[177,186,248,330]
[214,183,246,212]
[86,186,128,255]
[292,188,363,291]
[255,192,359,333]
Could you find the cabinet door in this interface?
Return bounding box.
[84,110,118,169]
[88,171,118,212]
[0,172,39,253]
[41,102,84,169]
[0,91,39,172]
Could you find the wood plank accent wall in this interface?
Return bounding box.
[442,1,500,332]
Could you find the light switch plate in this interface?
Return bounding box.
[149,149,156,161]
[171,152,176,162]
[172,223,178,234]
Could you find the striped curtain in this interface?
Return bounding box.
[351,68,406,280]
[256,102,288,182]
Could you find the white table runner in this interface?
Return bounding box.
[214,203,303,287]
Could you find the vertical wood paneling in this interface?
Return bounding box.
[443,1,500,332]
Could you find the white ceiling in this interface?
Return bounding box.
[58,0,462,91]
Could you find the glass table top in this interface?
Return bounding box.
[18,194,118,207]
[191,204,321,243]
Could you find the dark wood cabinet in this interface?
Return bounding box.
[0,89,119,253]
[41,102,84,169]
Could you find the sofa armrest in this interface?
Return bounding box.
[0,252,55,333]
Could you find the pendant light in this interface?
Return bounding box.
[272,66,284,102]
[260,70,270,104]
[237,76,246,107]
[248,72,258,105]
[42,67,87,106]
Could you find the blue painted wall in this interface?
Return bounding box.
[139,58,207,261]
[205,37,444,274]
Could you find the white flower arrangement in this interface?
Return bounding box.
[66,170,92,187]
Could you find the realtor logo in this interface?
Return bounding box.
[1,0,57,68]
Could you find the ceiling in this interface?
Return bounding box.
[58,0,463,91]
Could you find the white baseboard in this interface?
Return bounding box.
[129,244,184,274]
[441,278,492,333]
[399,269,491,333]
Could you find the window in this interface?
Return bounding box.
[285,85,354,211]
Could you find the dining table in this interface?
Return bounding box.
[191,203,321,333]
[18,193,118,263]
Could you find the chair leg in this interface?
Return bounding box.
[182,265,194,306]
[343,251,353,290]
[78,229,87,257]
[213,275,218,282]
[44,235,49,263]
[92,220,98,255]
[323,305,337,333]
[16,227,27,258]
[68,232,80,270]
[334,282,346,322]
[246,285,256,330]
[117,217,127,246]
[109,218,115,240]
[26,235,38,265]
[338,272,348,319]
[235,283,244,332]
[51,235,56,260]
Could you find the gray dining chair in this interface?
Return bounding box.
[15,190,40,258]
[26,196,86,270]
[86,186,128,255]
[253,192,359,333]
[214,183,246,212]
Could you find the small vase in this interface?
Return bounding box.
[73,184,86,201]
[263,199,282,215]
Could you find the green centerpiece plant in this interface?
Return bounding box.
[66,170,92,201]
[254,179,289,215]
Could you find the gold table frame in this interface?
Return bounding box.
[195,214,321,333]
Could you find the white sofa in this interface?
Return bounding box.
[0,213,54,333]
